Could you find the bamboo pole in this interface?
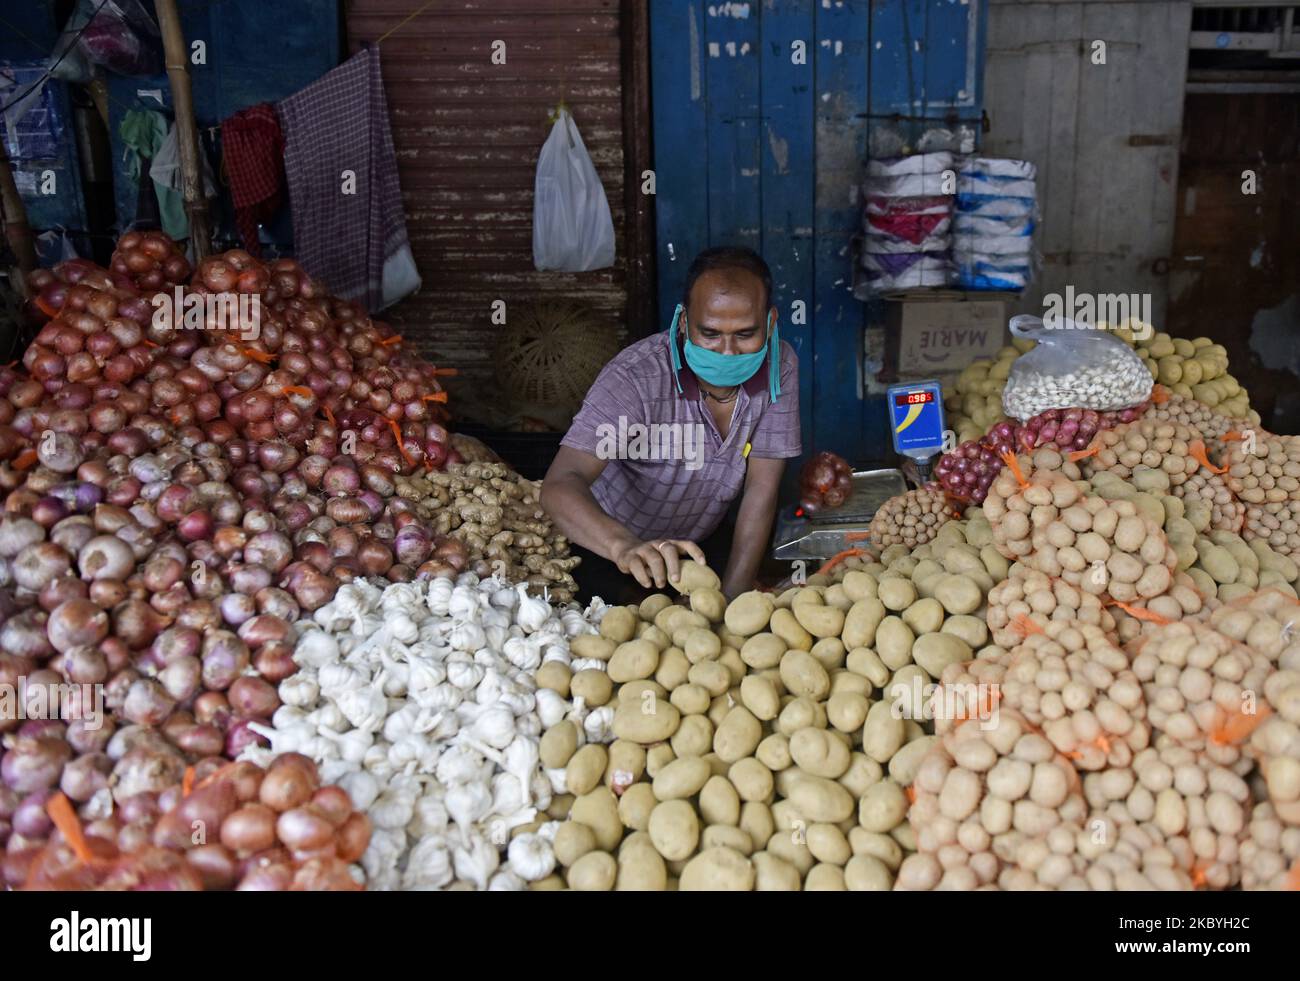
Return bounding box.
[0,141,39,278]
[154,0,211,259]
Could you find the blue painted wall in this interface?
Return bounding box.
[650,0,986,464]
[0,3,88,260]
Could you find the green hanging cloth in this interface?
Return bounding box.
[119,108,187,240]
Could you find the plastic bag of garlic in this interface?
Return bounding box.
[239,573,612,890]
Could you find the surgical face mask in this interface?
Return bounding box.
[667,304,782,403]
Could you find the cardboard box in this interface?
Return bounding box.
[888,293,1012,378]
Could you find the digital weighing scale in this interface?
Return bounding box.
[770,380,947,564]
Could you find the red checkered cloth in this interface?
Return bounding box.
[221,103,284,257]
[275,46,412,312]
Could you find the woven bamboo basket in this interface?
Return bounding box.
[494,301,620,411]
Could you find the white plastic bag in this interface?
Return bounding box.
[532,109,615,272]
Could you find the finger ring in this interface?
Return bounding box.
[654,541,669,553]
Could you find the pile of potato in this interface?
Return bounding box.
[866,483,954,550]
[1119,327,1256,423]
[529,516,1013,890]
[985,564,1117,648]
[1240,803,1300,889]
[946,342,1032,444]
[1224,433,1300,558]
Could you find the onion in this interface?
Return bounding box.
[78,535,134,580]
[13,542,73,591]
[47,598,110,653]
[1,736,72,793]
[221,803,277,853]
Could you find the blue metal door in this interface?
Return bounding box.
[649,0,986,463]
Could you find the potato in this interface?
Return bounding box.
[604,739,647,788]
[645,743,675,778]
[535,661,573,698]
[571,634,616,662]
[838,753,884,798]
[653,646,691,690]
[756,733,793,771]
[779,650,831,700]
[740,674,782,720]
[911,632,972,678]
[618,680,667,704]
[862,700,905,764]
[687,659,731,697]
[648,799,700,860]
[568,851,617,890]
[617,783,657,832]
[777,696,827,735]
[698,774,742,826]
[571,787,623,850]
[878,578,918,611]
[599,607,637,643]
[787,774,855,822]
[612,698,681,743]
[807,823,852,865]
[607,639,660,683]
[790,727,852,778]
[793,597,846,639]
[540,721,580,769]
[616,842,668,890]
[571,669,614,707]
[701,824,754,856]
[770,608,814,651]
[805,864,847,890]
[639,594,673,621]
[682,627,722,664]
[829,669,872,698]
[846,647,890,687]
[941,614,988,649]
[844,853,894,890]
[809,636,846,671]
[901,597,945,634]
[752,850,802,891]
[720,757,772,803]
[766,828,815,875]
[875,616,915,671]
[933,575,982,615]
[707,693,734,728]
[691,587,727,623]
[679,846,755,890]
[888,735,937,786]
[714,706,763,762]
[858,780,908,832]
[553,821,597,866]
[827,691,870,732]
[672,562,721,594]
[670,714,714,757]
[740,632,786,670]
[566,744,609,796]
[725,590,776,637]
[848,828,903,868]
[719,647,747,686]
[653,756,712,801]
[842,598,887,649]
[669,682,712,715]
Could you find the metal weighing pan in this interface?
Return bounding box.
[772,468,907,563]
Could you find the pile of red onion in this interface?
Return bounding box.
[935,402,1149,505]
[799,451,854,514]
[10,753,368,890]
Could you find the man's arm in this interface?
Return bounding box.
[541,446,705,590]
[720,456,785,599]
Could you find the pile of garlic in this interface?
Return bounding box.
[240,573,612,890]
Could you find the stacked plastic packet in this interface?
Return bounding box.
[954,157,1038,290]
[860,152,955,289]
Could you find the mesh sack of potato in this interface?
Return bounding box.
[985,564,1118,648]
[1080,742,1251,889]
[867,484,955,551]
[1175,468,1245,535]
[1249,670,1300,826]
[1076,418,1214,492]
[1126,619,1273,768]
[927,650,1012,739]
[998,620,1150,772]
[1223,433,1300,558]
[539,564,941,891]
[984,457,1178,610]
[1239,803,1300,890]
[896,709,1087,891]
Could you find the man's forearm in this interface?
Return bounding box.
[722,491,777,599]
[541,475,638,561]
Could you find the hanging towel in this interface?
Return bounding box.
[151,120,217,241]
[221,103,283,257]
[119,108,173,231]
[276,46,419,311]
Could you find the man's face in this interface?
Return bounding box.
[685,268,774,356]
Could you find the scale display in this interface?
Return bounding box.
[886,380,946,459]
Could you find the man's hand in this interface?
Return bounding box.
[613,537,707,590]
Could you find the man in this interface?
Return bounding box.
[541,247,801,601]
